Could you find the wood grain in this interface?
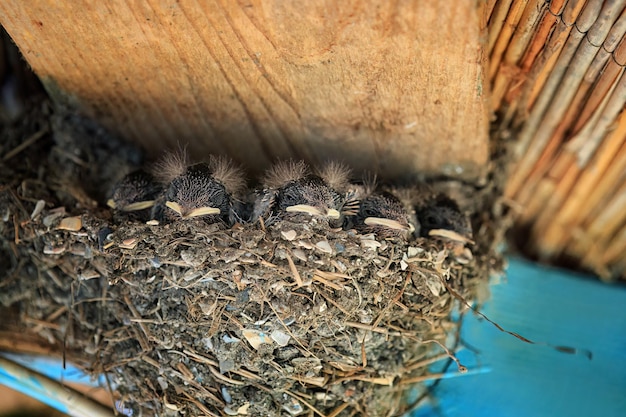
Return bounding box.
[0,0,489,180]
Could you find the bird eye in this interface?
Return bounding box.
[281,193,299,207]
[426,215,438,225]
[361,204,378,217]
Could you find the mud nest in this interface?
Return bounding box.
[0,103,508,416]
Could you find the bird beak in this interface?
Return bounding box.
[106,199,116,209]
[364,217,412,232]
[185,206,221,218]
[285,204,323,216]
[166,201,221,218]
[285,205,341,219]
[122,200,156,212]
[165,201,183,215]
[428,229,475,245]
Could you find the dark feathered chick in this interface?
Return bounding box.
[151,151,245,225]
[107,170,162,221]
[416,193,472,241]
[351,190,415,239]
[341,176,415,239]
[252,160,350,224]
[392,183,473,262]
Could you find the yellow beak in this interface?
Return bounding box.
[166,201,220,218]
[364,217,412,232]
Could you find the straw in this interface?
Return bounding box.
[526,68,625,255]
[491,0,547,110]
[556,108,626,230]
[523,0,589,108]
[563,141,626,262]
[506,1,619,201]
[482,0,501,31]
[488,0,515,55]
[602,222,626,267]
[571,51,622,133]
[490,0,626,277]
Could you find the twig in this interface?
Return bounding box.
[2,125,49,161]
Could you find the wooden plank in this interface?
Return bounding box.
[0,1,489,181]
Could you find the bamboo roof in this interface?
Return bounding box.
[485,0,626,280]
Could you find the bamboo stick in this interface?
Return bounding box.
[531,153,579,235]
[566,68,626,167]
[515,121,570,214]
[564,48,612,128]
[488,0,515,55]
[517,57,620,210]
[521,73,625,256]
[505,29,585,198]
[558,108,626,227]
[571,52,622,134]
[502,6,561,110]
[602,223,626,266]
[567,142,626,258]
[491,0,548,110]
[523,0,589,107]
[615,35,626,65]
[518,6,561,73]
[600,6,626,52]
[575,0,607,31]
[585,182,626,240]
[519,173,555,228]
[531,160,581,257]
[587,1,626,46]
[580,182,626,273]
[489,0,528,80]
[506,1,617,200]
[615,259,626,280]
[529,69,626,252]
[481,0,501,31]
[549,0,569,16]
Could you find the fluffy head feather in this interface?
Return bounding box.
[262,160,309,189]
[151,149,189,184]
[316,161,352,192]
[208,155,246,196]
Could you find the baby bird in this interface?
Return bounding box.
[395,184,473,262]
[251,160,350,225]
[415,193,473,242]
[151,151,245,225]
[344,179,416,239]
[107,170,162,222]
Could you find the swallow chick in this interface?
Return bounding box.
[404,185,474,263]
[252,160,350,225]
[415,194,472,243]
[355,191,416,239]
[151,151,245,225]
[107,170,162,222]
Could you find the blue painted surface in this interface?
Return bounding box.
[413,257,626,417]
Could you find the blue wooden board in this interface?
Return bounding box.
[412,257,626,417]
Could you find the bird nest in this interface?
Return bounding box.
[0,104,507,416]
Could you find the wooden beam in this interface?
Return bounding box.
[0,1,489,180]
